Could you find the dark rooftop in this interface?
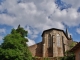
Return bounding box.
[42,28,70,40]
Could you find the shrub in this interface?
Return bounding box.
[60,55,75,60]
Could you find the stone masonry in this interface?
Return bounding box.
[29,28,73,57]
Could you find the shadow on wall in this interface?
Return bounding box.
[35,42,43,57]
[48,48,53,57]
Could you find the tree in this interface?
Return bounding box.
[0,25,32,60]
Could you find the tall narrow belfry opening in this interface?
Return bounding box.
[48,34,53,57]
[62,36,65,56]
[48,34,53,48]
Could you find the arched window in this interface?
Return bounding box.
[56,34,60,47]
[48,34,53,48]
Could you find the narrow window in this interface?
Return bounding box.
[48,34,53,48]
[62,36,65,56]
[48,34,51,47]
[56,34,60,47]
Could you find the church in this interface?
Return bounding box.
[29,28,73,57]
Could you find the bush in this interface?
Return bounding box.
[44,57,50,60]
[60,55,75,60]
[32,57,50,60]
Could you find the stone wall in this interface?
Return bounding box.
[29,42,42,57]
[42,30,72,57]
[29,28,73,58]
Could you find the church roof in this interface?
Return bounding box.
[42,28,70,40]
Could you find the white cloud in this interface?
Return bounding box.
[76,28,80,34]
[25,26,32,35]
[0,0,80,28]
[0,29,6,34]
[0,36,3,40]
[0,0,65,29]
[61,0,80,8]
[25,26,39,39]
[0,36,3,44]
[26,38,36,46]
[0,0,80,43]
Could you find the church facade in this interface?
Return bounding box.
[29,28,73,57]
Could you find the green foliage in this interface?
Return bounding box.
[60,54,75,60]
[60,49,75,60]
[32,57,50,60]
[69,41,77,49]
[44,57,50,60]
[16,24,28,37]
[0,25,32,60]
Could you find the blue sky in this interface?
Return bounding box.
[0,0,80,46]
